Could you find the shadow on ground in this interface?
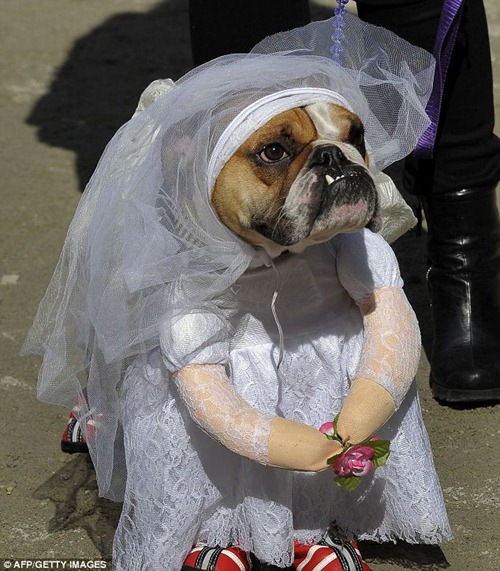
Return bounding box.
[27,0,193,190]
[33,455,120,560]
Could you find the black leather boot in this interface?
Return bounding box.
[423,186,500,404]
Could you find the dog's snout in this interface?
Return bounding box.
[310,145,347,169]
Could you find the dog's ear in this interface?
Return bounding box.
[371,172,418,243]
[133,78,175,117]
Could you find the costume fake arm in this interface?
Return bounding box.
[173,364,343,471]
[173,286,419,469]
[336,286,421,443]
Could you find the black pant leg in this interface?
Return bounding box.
[189,0,311,66]
[357,0,500,193]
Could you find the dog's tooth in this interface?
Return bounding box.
[325,174,334,185]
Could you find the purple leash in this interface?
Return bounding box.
[331,0,465,159]
[414,0,465,158]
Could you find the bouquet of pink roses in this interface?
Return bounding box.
[319,416,391,490]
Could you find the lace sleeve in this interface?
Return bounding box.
[356,286,421,408]
[334,229,420,408]
[173,364,274,464]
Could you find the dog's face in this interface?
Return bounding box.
[212,102,379,256]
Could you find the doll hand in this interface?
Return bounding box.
[336,377,395,445]
[268,416,344,472]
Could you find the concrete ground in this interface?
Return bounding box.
[1,1,499,569]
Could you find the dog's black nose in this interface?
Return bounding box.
[310,145,347,169]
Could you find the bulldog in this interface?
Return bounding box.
[212,102,379,257]
[30,19,446,570]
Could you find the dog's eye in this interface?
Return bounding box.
[257,143,289,163]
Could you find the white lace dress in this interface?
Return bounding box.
[113,229,451,570]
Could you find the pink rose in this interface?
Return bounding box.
[319,421,336,438]
[333,445,375,478]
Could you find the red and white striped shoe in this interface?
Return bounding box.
[293,534,371,571]
[182,545,252,571]
[60,392,99,454]
[61,409,90,454]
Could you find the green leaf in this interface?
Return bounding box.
[336,475,362,490]
[370,440,391,468]
[326,452,343,466]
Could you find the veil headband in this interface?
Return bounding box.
[207,87,353,191]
